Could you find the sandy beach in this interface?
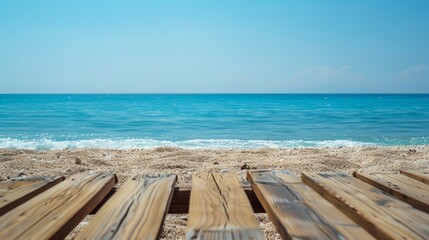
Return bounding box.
[2,0,429,238]
[1,145,429,239]
[2,146,429,184]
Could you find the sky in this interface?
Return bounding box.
[0,1,428,93]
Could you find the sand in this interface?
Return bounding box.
[1,145,429,239]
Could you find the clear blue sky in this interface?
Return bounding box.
[1,1,428,93]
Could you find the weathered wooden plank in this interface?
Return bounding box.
[168,186,265,214]
[401,170,429,184]
[0,176,64,216]
[187,172,264,240]
[247,170,373,240]
[355,172,429,213]
[77,173,177,240]
[303,172,429,240]
[0,172,116,240]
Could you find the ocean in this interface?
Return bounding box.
[0,94,428,149]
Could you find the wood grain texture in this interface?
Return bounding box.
[77,173,177,240]
[355,172,429,213]
[187,172,264,240]
[0,176,64,216]
[401,170,429,184]
[303,172,429,240]
[247,170,373,240]
[0,172,116,240]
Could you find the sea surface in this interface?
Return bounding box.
[0,94,428,149]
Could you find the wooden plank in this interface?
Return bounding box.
[0,176,64,216]
[186,172,264,240]
[248,170,373,240]
[77,173,177,240]
[0,172,116,240]
[303,172,429,240]
[168,186,265,214]
[401,170,429,184]
[355,172,429,213]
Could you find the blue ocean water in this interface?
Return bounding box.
[0,94,428,149]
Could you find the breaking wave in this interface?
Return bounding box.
[0,138,378,150]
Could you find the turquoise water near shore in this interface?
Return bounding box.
[0,94,428,149]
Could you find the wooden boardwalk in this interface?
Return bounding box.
[0,170,428,239]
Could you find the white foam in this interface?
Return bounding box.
[0,138,375,150]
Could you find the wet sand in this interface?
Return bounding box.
[1,145,428,239]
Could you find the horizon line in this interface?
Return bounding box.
[1,93,429,95]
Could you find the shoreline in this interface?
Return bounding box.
[1,145,428,239]
[2,137,428,150]
[1,145,428,183]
